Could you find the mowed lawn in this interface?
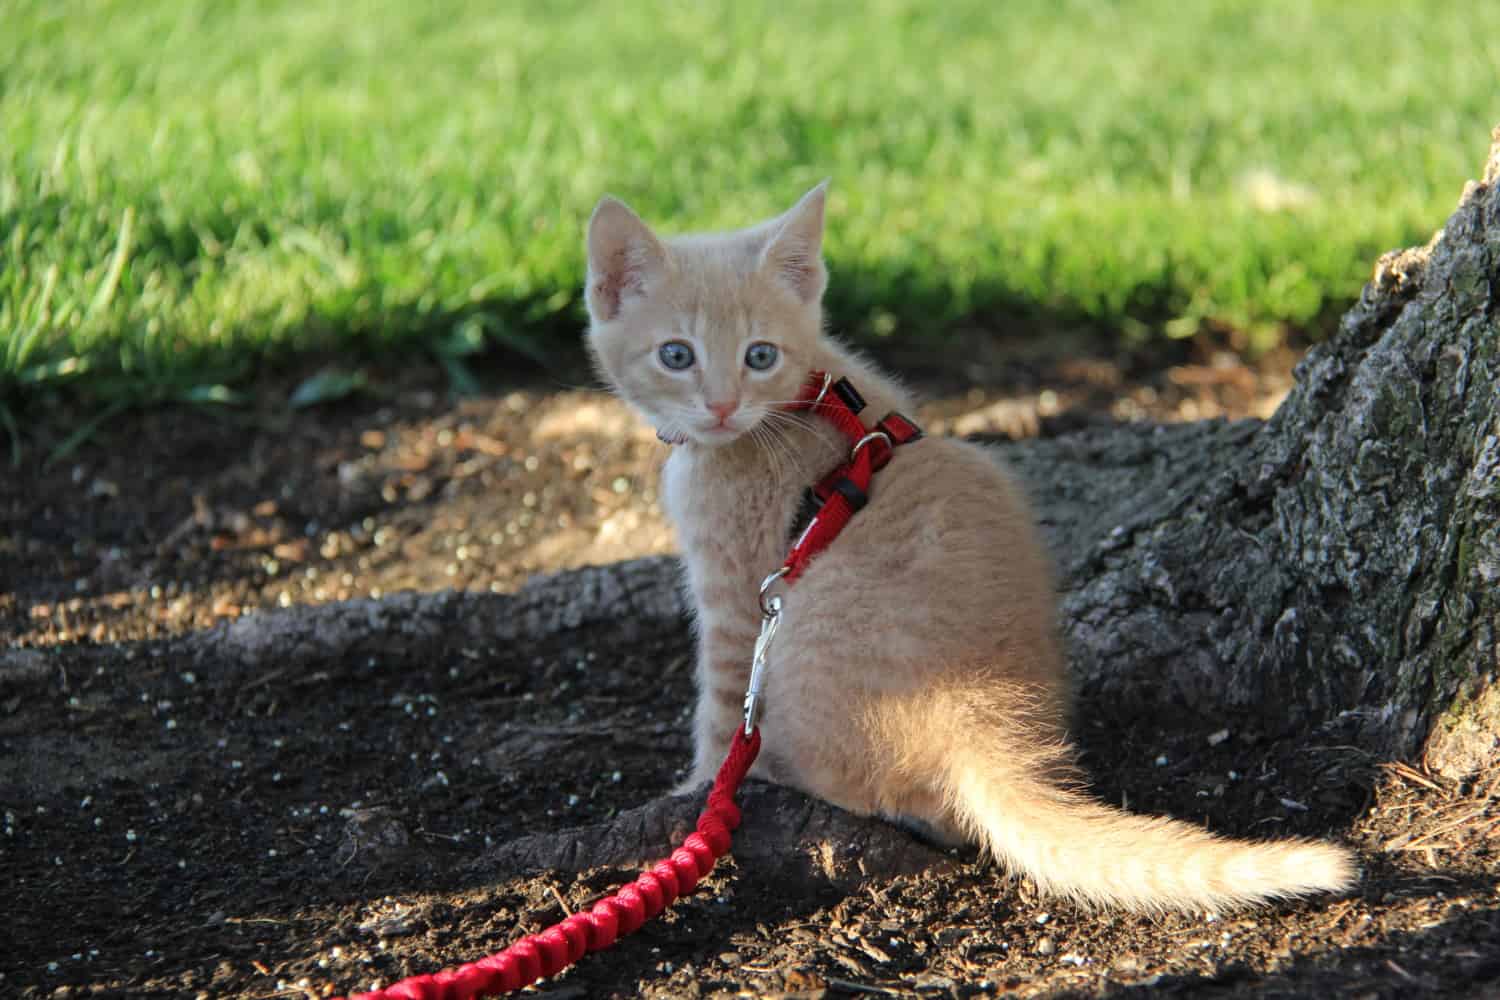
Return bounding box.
[3,0,1498,404]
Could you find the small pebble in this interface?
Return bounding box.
[1036,936,1056,956]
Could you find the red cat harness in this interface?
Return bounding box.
[338,371,920,1000]
[775,370,925,583]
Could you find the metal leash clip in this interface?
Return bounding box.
[743,567,788,734]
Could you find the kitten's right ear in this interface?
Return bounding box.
[586,197,666,322]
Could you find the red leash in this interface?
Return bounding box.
[343,728,760,1000]
[337,371,920,1000]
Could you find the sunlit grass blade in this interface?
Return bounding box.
[87,206,135,319]
[5,264,59,375]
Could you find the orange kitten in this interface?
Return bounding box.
[583,184,1356,912]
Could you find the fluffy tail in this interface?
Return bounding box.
[945,743,1358,913]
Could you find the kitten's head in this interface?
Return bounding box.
[584,184,829,446]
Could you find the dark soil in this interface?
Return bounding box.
[3,337,1497,999]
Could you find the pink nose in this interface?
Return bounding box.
[707,400,738,421]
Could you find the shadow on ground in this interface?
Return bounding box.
[2,579,1496,997]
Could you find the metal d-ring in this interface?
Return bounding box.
[849,430,892,462]
[758,566,789,618]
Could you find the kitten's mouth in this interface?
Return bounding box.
[653,423,743,446]
[689,420,746,444]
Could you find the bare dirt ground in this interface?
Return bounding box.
[3,335,1497,999]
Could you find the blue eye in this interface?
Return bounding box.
[745,342,779,371]
[658,341,695,370]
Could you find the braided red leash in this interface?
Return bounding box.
[340,727,760,1000]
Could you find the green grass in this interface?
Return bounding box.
[4,0,1498,405]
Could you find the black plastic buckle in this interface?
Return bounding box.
[831,377,866,415]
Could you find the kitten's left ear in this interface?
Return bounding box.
[760,181,828,304]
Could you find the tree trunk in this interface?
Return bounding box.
[1050,127,1500,777]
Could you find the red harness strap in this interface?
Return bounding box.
[779,370,924,581]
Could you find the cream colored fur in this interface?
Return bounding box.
[583,184,1357,913]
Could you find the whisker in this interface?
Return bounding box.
[761,409,819,432]
[761,409,838,454]
[758,414,809,485]
[757,398,839,411]
[749,424,790,486]
[757,416,816,484]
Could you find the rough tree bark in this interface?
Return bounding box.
[1054,128,1500,776]
[155,127,1500,871]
